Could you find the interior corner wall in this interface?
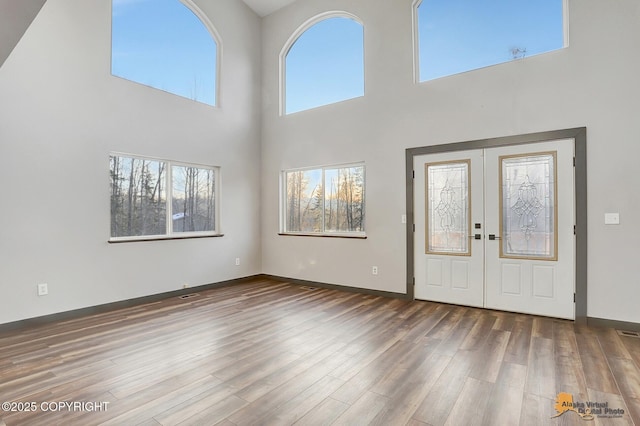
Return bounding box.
[0,0,263,325]
[259,0,640,323]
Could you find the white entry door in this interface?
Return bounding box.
[414,139,575,319]
[413,149,485,308]
[484,140,575,318]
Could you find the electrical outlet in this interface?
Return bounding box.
[37,283,48,296]
[372,266,378,275]
[235,258,240,266]
[183,284,189,289]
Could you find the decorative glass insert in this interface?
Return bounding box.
[500,152,557,260]
[426,160,470,255]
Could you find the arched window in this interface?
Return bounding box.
[111,0,220,106]
[414,0,565,82]
[282,13,364,115]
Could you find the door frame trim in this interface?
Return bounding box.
[406,127,587,323]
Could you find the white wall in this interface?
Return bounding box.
[0,0,263,324]
[260,0,640,323]
[2,0,639,327]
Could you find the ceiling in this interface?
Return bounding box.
[0,0,47,68]
[240,0,297,17]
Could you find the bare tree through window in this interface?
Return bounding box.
[284,164,365,234]
[110,156,166,237]
[110,155,218,239]
[172,165,215,233]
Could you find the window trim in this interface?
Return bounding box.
[180,0,224,107]
[109,152,222,243]
[411,0,569,84]
[280,162,366,238]
[279,11,365,116]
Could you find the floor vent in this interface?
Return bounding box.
[179,293,200,300]
[300,286,318,291]
[616,329,640,338]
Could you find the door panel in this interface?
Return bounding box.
[414,150,484,307]
[414,139,575,319]
[484,139,575,319]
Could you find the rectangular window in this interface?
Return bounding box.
[281,163,365,237]
[416,0,566,82]
[110,154,219,241]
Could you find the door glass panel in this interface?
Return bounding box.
[426,161,471,255]
[500,152,557,260]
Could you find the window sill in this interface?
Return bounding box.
[109,234,224,243]
[278,233,367,239]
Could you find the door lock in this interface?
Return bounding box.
[469,234,482,240]
[488,234,501,241]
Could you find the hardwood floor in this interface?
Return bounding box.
[1,277,639,425]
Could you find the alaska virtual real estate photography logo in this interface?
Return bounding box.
[551,392,625,420]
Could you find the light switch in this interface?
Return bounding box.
[604,213,620,225]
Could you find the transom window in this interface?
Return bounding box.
[110,154,220,241]
[283,14,364,115]
[415,0,565,82]
[281,163,365,236]
[111,0,219,106]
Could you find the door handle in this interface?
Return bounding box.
[488,234,501,241]
[468,234,482,240]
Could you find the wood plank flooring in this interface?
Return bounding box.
[1,277,639,425]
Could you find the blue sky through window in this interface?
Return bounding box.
[285,17,364,115]
[110,1,564,111]
[417,0,564,81]
[111,0,217,106]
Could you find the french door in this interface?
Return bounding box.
[413,139,575,319]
